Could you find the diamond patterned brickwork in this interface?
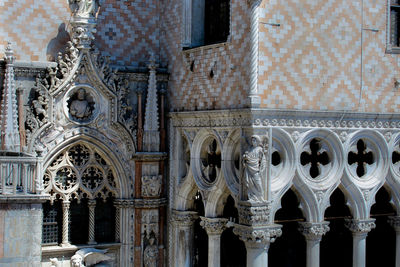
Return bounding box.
[0,0,161,66]
[0,0,70,61]
[258,0,400,112]
[162,0,250,111]
[95,0,160,66]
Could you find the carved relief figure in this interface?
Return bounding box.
[242,135,266,202]
[70,88,92,119]
[144,236,158,267]
[142,175,162,197]
[71,254,84,267]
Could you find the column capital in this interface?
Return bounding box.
[88,199,96,207]
[171,210,198,227]
[298,221,330,241]
[233,224,282,249]
[345,219,376,236]
[237,200,272,226]
[200,217,228,236]
[388,216,400,231]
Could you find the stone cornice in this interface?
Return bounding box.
[171,210,198,226]
[169,108,400,129]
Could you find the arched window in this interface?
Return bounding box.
[42,143,119,246]
[183,0,230,48]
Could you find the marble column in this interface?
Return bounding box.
[299,222,330,267]
[389,216,400,267]
[171,210,198,267]
[345,219,376,267]
[233,224,282,267]
[61,200,71,247]
[200,217,228,267]
[87,199,97,244]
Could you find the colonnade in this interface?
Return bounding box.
[171,210,400,267]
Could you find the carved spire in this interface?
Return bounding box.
[143,54,160,152]
[0,42,20,152]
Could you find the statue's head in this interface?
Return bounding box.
[71,254,83,267]
[251,135,261,147]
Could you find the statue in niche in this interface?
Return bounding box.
[69,88,93,120]
[242,135,266,202]
[69,0,97,18]
[144,234,158,267]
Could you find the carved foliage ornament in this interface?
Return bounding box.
[141,175,162,197]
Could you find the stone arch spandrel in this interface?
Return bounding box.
[174,172,199,211]
[42,134,132,199]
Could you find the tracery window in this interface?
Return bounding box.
[42,143,118,246]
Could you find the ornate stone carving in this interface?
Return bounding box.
[143,235,158,267]
[237,201,271,226]
[142,209,159,236]
[68,88,94,121]
[171,210,198,227]
[299,222,330,241]
[233,224,282,248]
[200,217,228,235]
[345,219,376,234]
[68,0,98,18]
[71,248,111,267]
[241,135,267,201]
[141,175,162,197]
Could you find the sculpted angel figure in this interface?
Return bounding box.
[242,135,266,202]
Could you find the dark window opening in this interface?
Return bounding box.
[95,197,116,243]
[70,198,89,245]
[204,0,230,45]
[42,200,62,245]
[193,191,207,267]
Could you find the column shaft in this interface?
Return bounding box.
[306,239,320,267]
[246,244,269,267]
[88,199,96,244]
[352,233,367,267]
[61,201,70,246]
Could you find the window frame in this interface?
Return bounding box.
[387,0,400,53]
[182,0,231,49]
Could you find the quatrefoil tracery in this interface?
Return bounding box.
[43,144,118,200]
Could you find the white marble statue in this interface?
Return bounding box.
[69,0,97,18]
[242,135,266,202]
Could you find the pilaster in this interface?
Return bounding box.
[171,210,198,267]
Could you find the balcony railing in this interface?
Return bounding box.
[0,152,41,195]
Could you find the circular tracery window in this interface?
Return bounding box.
[44,144,118,200]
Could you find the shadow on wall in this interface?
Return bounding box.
[46,23,71,62]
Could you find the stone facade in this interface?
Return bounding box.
[0,0,400,267]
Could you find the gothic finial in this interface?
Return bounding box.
[4,42,14,63]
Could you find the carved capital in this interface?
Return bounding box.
[237,200,271,226]
[233,224,282,249]
[171,210,198,227]
[345,219,376,235]
[299,221,330,241]
[388,216,400,232]
[200,217,228,236]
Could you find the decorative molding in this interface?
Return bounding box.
[199,217,228,235]
[232,223,282,248]
[298,222,330,241]
[237,201,271,226]
[388,216,400,231]
[345,219,376,234]
[134,198,167,209]
[171,210,198,227]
